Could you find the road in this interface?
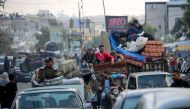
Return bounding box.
[17,82,31,92]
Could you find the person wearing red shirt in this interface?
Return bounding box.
[170,54,177,73]
[95,45,114,64]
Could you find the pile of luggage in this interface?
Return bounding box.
[142,41,165,58]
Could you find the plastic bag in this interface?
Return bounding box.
[126,36,148,52]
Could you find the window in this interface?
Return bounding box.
[16,91,80,109]
[122,95,142,109]
[152,4,157,9]
[138,74,170,89]
[128,77,136,89]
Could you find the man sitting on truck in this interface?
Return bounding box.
[95,45,114,64]
[36,57,57,83]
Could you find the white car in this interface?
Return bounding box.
[127,71,173,89]
[11,86,91,109]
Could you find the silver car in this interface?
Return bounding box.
[113,88,190,109]
[135,88,190,109]
[11,86,91,109]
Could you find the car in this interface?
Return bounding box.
[126,71,173,90]
[135,88,190,109]
[11,86,91,109]
[113,88,190,109]
[13,58,32,82]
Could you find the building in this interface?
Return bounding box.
[167,0,186,33]
[145,0,187,38]
[145,2,167,38]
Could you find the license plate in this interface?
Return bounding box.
[24,75,31,79]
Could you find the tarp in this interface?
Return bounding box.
[109,33,145,62]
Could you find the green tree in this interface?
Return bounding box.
[183,0,190,34]
[48,19,58,25]
[35,27,50,48]
[143,24,157,37]
[171,19,187,40]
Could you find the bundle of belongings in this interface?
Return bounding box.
[58,59,79,77]
[111,18,164,67]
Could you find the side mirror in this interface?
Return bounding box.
[83,102,91,109]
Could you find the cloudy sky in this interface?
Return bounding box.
[3,0,168,16]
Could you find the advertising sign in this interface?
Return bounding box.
[50,27,63,43]
[105,16,128,32]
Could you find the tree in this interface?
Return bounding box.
[183,0,190,34]
[48,19,58,25]
[171,19,187,40]
[143,24,157,37]
[35,27,50,49]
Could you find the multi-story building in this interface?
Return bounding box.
[145,2,167,38]
[145,0,187,38]
[167,0,186,33]
[0,11,52,52]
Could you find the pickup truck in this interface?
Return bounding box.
[126,71,173,90]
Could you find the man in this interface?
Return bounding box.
[0,72,10,108]
[4,74,18,108]
[4,56,10,73]
[171,70,189,88]
[36,57,57,83]
[95,45,114,64]
[81,48,97,64]
[80,48,97,85]
[169,54,177,73]
[74,53,80,66]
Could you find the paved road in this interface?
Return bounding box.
[17,82,31,92]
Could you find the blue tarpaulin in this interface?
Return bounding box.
[109,33,145,62]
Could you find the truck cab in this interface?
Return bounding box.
[127,71,173,90]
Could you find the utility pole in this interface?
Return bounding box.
[78,1,82,35]
[102,0,106,31]
[102,0,106,17]
[81,0,85,43]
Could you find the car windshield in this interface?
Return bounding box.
[122,95,141,109]
[138,74,172,89]
[15,91,80,109]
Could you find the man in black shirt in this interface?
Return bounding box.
[171,70,189,88]
[3,74,18,108]
[81,48,97,64]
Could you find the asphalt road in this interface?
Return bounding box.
[17,82,31,92]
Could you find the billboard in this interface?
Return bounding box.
[70,32,82,50]
[50,27,63,43]
[70,19,90,28]
[105,16,128,32]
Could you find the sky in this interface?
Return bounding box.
[3,0,169,17]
